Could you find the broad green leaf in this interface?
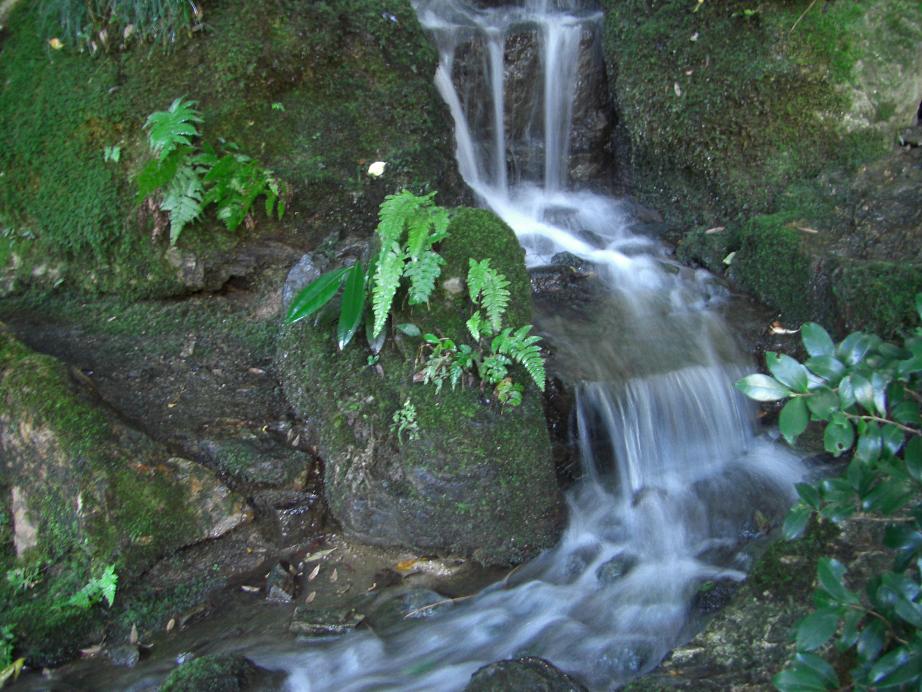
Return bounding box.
[806,388,839,421]
[816,558,859,605]
[337,263,366,350]
[838,332,874,366]
[846,457,873,496]
[396,323,422,338]
[823,414,854,457]
[789,652,839,689]
[767,352,810,392]
[805,355,846,385]
[285,267,348,324]
[838,376,857,410]
[856,618,885,662]
[795,482,821,509]
[850,373,875,413]
[802,322,835,357]
[735,374,792,402]
[779,397,809,445]
[796,607,841,651]
[773,666,831,692]
[854,422,882,463]
[783,503,812,540]
[838,608,862,650]
[870,371,889,417]
[861,477,912,515]
[884,525,922,571]
[869,646,919,686]
[892,400,921,426]
[880,424,904,456]
[876,572,922,628]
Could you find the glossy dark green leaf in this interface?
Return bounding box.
[772,667,830,692]
[796,607,841,651]
[870,371,889,417]
[884,525,922,571]
[396,323,422,338]
[838,332,874,366]
[817,558,859,605]
[846,457,873,496]
[874,650,921,689]
[735,374,792,402]
[906,437,922,483]
[366,317,387,354]
[285,267,348,324]
[838,607,863,650]
[767,351,810,392]
[876,572,922,628]
[854,422,882,464]
[838,376,857,410]
[806,388,839,421]
[862,477,913,515]
[805,355,846,385]
[850,373,875,414]
[856,618,886,662]
[794,652,839,688]
[892,400,921,426]
[784,503,812,540]
[337,263,366,350]
[824,414,854,457]
[881,424,905,456]
[796,482,821,509]
[802,322,835,358]
[779,397,809,445]
[869,646,918,686]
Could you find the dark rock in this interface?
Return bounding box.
[691,579,739,616]
[160,653,284,692]
[595,553,637,584]
[465,657,587,692]
[251,490,325,548]
[266,563,297,603]
[289,606,364,636]
[199,437,313,490]
[106,644,141,668]
[281,254,323,314]
[363,588,451,636]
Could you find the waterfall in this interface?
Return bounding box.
[266,2,804,689]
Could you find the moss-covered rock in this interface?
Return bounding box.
[0,0,460,298]
[277,208,562,565]
[0,324,251,664]
[160,653,283,692]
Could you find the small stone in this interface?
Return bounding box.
[289,606,363,636]
[106,644,140,668]
[595,554,637,584]
[266,563,296,603]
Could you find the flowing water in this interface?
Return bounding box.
[246,1,806,689]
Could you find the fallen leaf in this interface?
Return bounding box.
[308,564,320,582]
[722,251,736,266]
[674,82,682,97]
[330,568,338,583]
[704,226,725,235]
[240,585,260,593]
[769,321,800,335]
[129,624,138,645]
[303,548,336,562]
[690,32,699,41]
[48,38,63,50]
[796,225,820,234]
[395,558,419,573]
[79,645,103,658]
[305,591,316,604]
[166,618,176,632]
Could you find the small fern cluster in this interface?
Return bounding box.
[420,258,545,408]
[136,98,286,245]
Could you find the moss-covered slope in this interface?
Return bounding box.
[0,0,460,297]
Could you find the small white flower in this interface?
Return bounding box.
[367,161,387,177]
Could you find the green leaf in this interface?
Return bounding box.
[767,352,810,392]
[838,375,857,410]
[823,413,854,457]
[396,323,422,337]
[816,558,859,605]
[144,97,203,161]
[804,355,846,385]
[880,424,905,456]
[802,322,835,357]
[876,572,922,628]
[467,259,511,331]
[854,422,882,463]
[735,374,792,402]
[838,608,863,650]
[806,388,839,421]
[869,646,919,686]
[838,332,874,366]
[466,311,483,342]
[779,397,809,444]
[906,437,922,483]
[862,477,913,515]
[773,653,838,691]
[850,373,875,414]
[784,503,812,540]
[405,250,444,305]
[846,457,873,496]
[285,267,348,324]
[892,400,921,426]
[856,618,886,662]
[796,482,821,509]
[796,607,841,651]
[371,245,405,338]
[337,263,366,350]
[884,525,922,571]
[916,292,922,321]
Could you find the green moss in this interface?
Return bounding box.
[832,260,922,338]
[161,653,267,692]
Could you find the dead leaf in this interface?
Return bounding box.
[79,644,103,658]
[395,558,419,574]
[308,564,320,582]
[674,82,682,97]
[796,225,820,234]
[305,591,316,604]
[129,624,138,645]
[330,568,339,583]
[303,548,336,562]
[704,226,725,235]
[48,38,63,50]
[240,585,260,593]
[722,251,736,266]
[769,321,800,335]
[166,618,176,632]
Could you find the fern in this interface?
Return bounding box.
[377,190,424,250]
[467,259,511,332]
[160,161,204,245]
[480,353,511,385]
[405,250,444,305]
[466,310,484,342]
[372,244,405,338]
[493,325,546,391]
[144,97,203,161]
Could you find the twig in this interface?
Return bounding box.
[789,0,819,34]
[403,594,474,619]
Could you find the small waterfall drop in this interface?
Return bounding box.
[267,2,804,689]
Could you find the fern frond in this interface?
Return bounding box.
[493,325,546,391]
[466,310,483,342]
[160,161,204,245]
[405,250,444,305]
[480,353,511,385]
[371,243,405,337]
[144,97,203,161]
[426,206,450,246]
[376,190,423,250]
[467,259,510,331]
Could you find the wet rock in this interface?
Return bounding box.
[466,657,587,691]
[278,210,562,565]
[363,588,451,636]
[691,579,738,616]
[106,644,141,668]
[281,254,322,314]
[251,490,325,547]
[595,553,637,584]
[160,652,284,691]
[289,606,364,636]
[199,437,313,490]
[266,563,297,603]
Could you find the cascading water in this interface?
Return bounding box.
[264,1,805,688]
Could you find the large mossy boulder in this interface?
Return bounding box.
[0,0,460,298]
[0,325,251,663]
[277,208,563,565]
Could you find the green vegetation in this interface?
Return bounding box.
[736,294,922,690]
[286,192,546,409]
[137,98,286,245]
[391,399,420,444]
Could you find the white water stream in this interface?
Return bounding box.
[268,1,804,689]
